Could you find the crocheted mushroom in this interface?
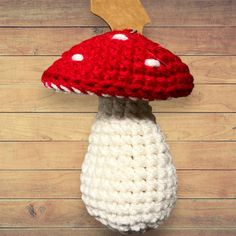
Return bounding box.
[42,29,194,233]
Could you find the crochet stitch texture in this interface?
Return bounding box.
[42,29,194,101]
[81,97,177,233]
[41,29,194,234]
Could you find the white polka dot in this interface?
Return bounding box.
[112,34,128,41]
[144,59,161,67]
[72,54,84,61]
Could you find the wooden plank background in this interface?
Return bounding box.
[0,0,235,235]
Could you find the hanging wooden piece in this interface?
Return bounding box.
[91,0,151,33]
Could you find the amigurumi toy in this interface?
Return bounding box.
[41,29,194,233]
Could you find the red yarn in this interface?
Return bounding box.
[42,29,194,101]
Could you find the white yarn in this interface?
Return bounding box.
[72,53,84,61]
[144,58,161,67]
[112,33,129,41]
[80,97,177,233]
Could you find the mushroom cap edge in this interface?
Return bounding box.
[41,29,194,101]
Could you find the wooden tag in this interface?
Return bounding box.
[91,0,151,33]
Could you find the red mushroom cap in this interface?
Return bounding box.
[42,29,194,101]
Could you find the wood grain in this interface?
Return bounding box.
[0,227,236,236]
[0,142,235,170]
[0,199,235,227]
[0,27,235,55]
[0,171,81,198]
[0,142,86,170]
[0,170,236,198]
[170,142,236,170]
[178,171,236,198]
[1,56,235,85]
[0,113,235,141]
[0,85,235,112]
[0,0,235,233]
[0,0,235,26]
[0,228,235,236]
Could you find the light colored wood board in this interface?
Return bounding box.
[183,56,236,84]
[0,171,236,198]
[165,199,236,227]
[0,171,81,198]
[91,0,150,33]
[178,171,236,198]
[0,85,235,112]
[0,199,96,227]
[0,113,93,141]
[0,28,97,56]
[146,27,236,56]
[0,141,235,170]
[0,199,235,227]
[0,229,236,236]
[0,0,235,26]
[1,56,235,85]
[142,0,236,26]
[0,56,54,85]
[170,142,236,170]
[0,27,235,55]
[0,142,87,170]
[0,113,235,141]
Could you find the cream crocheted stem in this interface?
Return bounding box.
[80,97,177,233]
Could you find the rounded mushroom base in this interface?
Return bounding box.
[80,97,177,233]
